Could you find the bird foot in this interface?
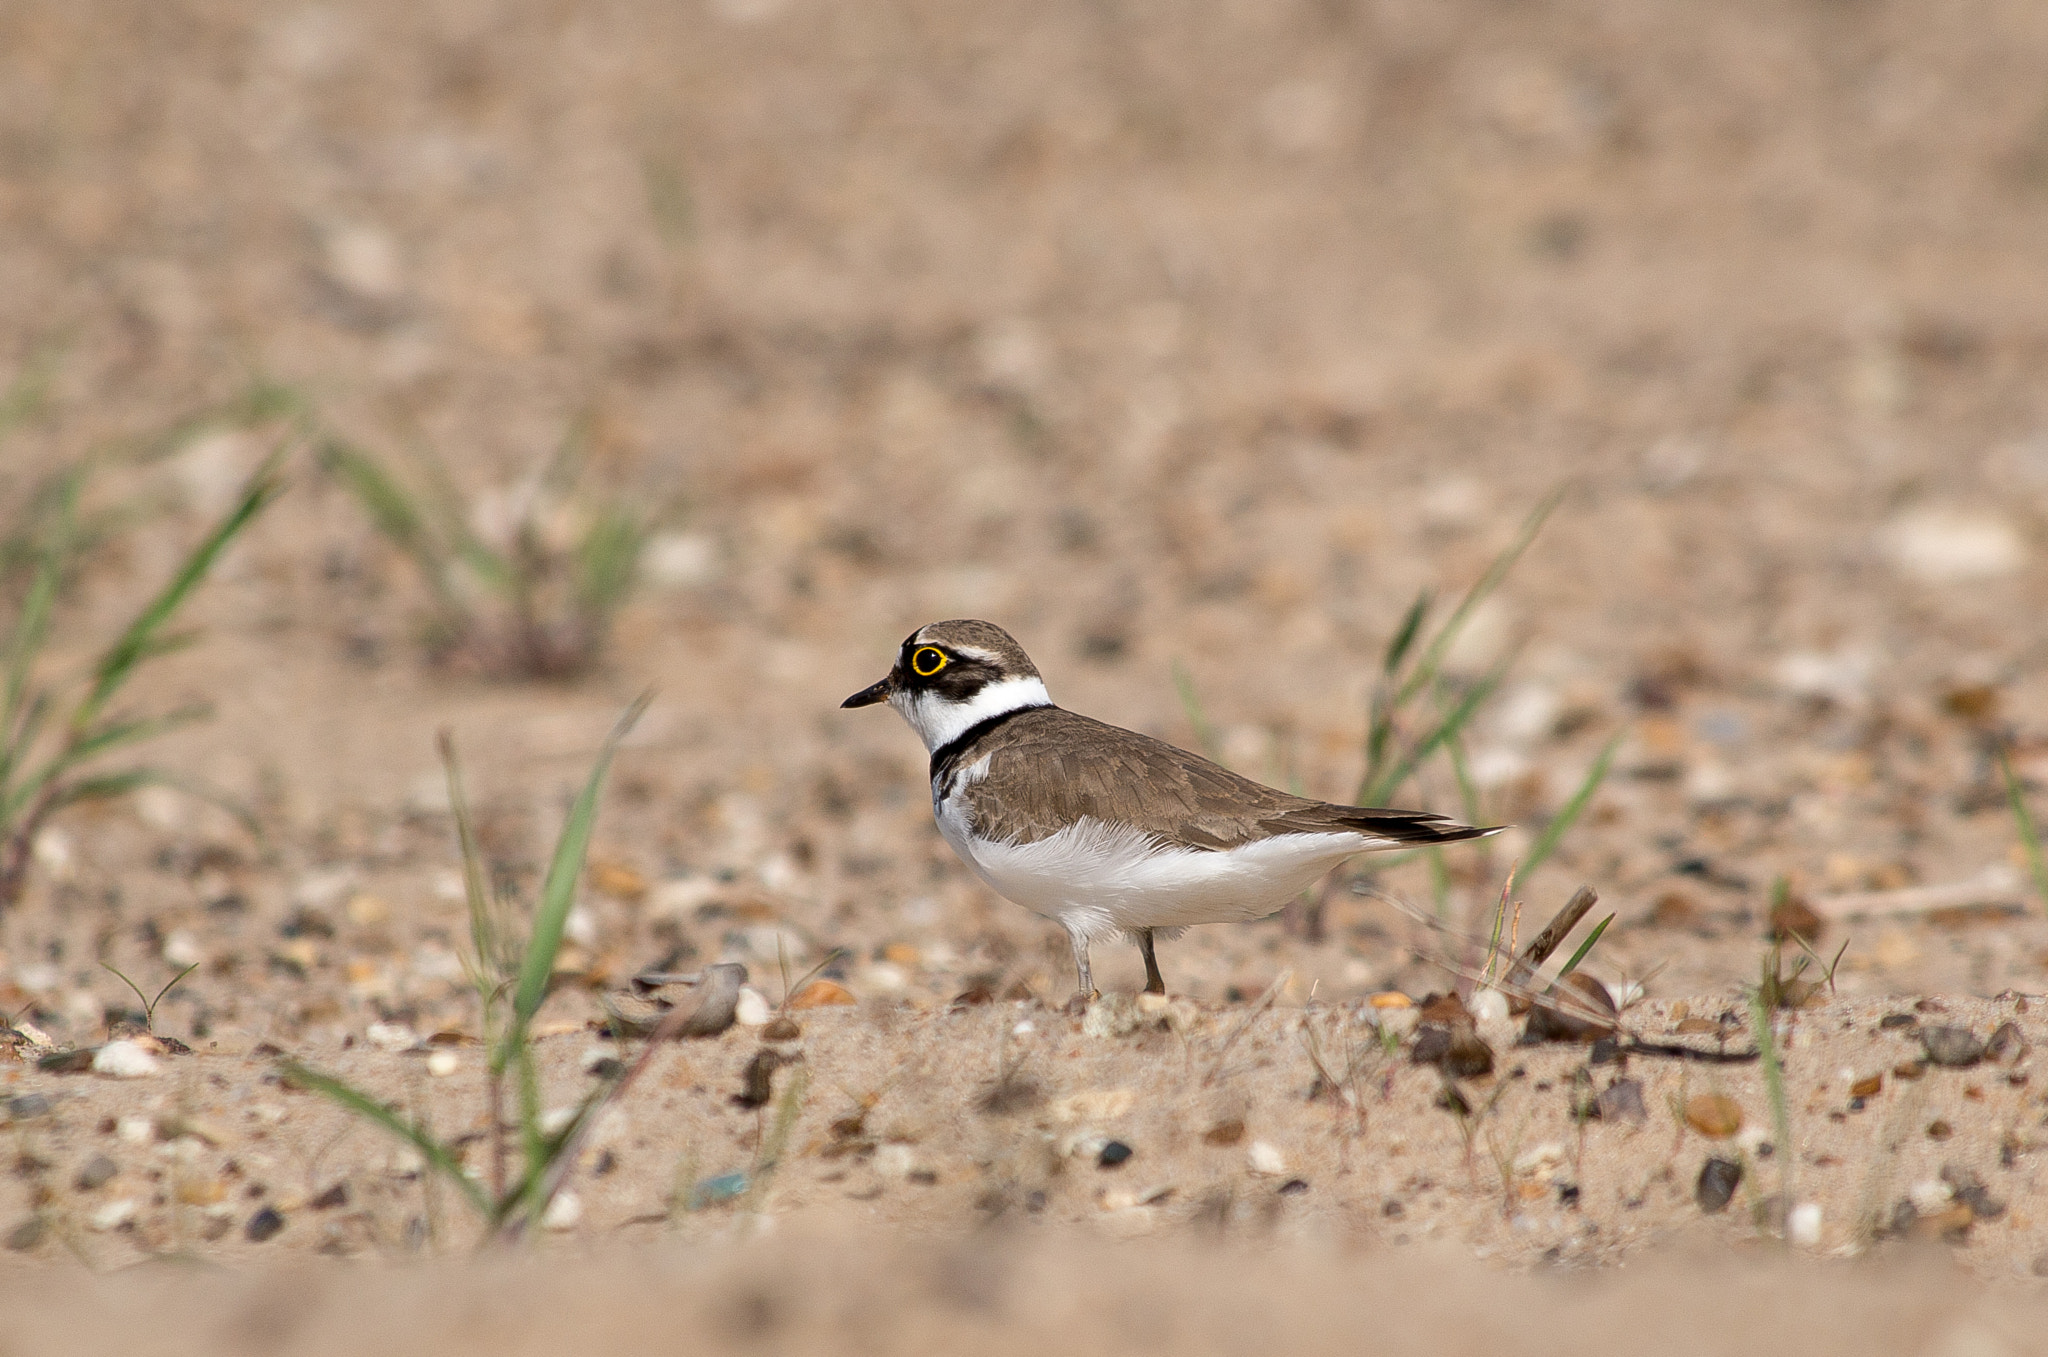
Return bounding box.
[1063,990,1098,1017]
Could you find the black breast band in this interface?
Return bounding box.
[929,704,1052,786]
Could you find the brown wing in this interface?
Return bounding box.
[966,708,1487,849]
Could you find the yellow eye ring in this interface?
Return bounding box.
[911,646,948,677]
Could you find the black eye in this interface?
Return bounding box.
[911,646,948,677]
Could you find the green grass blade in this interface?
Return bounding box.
[507,693,651,1042]
[50,704,212,774]
[4,705,213,822]
[1396,487,1562,709]
[1382,590,1432,678]
[320,442,444,570]
[1999,749,2048,915]
[438,731,505,1007]
[1518,729,1622,879]
[1444,729,1483,827]
[573,505,645,618]
[0,344,59,445]
[1359,661,1506,806]
[0,692,53,804]
[278,1060,491,1216]
[1554,913,1614,979]
[72,457,284,736]
[1171,660,1224,763]
[4,468,82,739]
[412,446,517,596]
[1746,986,1794,1209]
[37,768,258,835]
[512,1040,545,1204]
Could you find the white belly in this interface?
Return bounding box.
[934,783,1377,942]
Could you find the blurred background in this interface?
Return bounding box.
[4,0,2048,1013]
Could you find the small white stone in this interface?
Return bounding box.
[410,945,466,984]
[734,986,773,1027]
[117,1115,156,1144]
[578,1044,621,1073]
[641,532,720,589]
[364,1022,417,1053]
[426,1049,460,1077]
[1468,989,1510,1023]
[647,875,721,920]
[564,907,598,949]
[538,1105,579,1138]
[90,1198,139,1232]
[1371,1007,1420,1041]
[13,963,59,995]
[541,1190,582,1231]
[93,1041,160,1080]
[1880,508,2025,584]
[860,962,908,993]
[323,222,403,301]
[1787,1201,1823,1247]
[874,1143,919,1180]
[292,868,356,911]
[1774,648,1872,706]
[161,929,205,969]
[1908,1178,1954,1214]
[1246,1140,1288,1176]
[31,828,74,881]
[1468,746,1530,790]
[1011,1021,1034,1036]
[1513,1141,1567,1176]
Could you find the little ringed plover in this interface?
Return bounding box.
[843,619,1496,1003]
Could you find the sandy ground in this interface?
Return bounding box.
[5,0,2048,1341]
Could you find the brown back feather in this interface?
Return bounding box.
[958,707,1486,850]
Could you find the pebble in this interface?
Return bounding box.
[1594,1079,1648,1124]
[1467,989,1509,1023]
[686,1172,750,1210]
[788,979,857,1009]
[364,1022,417,1053]
[1684,1093,1743,1138]
[1787,1201,1823,1248]
[1922,1026,1986,1068]
[6,1093,52,1121]
[91,1199,139,1232]
[245,1206,286,1242]
[1879,508,2025,583]
[1246,1141,1288,1176]
[733,986,773,1027]
[1098,1141,1134,1169]
[875,1144,922,1180]
[92,1040,160,1079]
[1695,1157,1742,1213]
[541,1191,582,1231]
[117,1116,155,1144]
[6,1217,43,1251]
[426,1049,460,1077]
[1204,1118,1247,1146]
[1524,973,1618,1043]
[75,1155,118,1191]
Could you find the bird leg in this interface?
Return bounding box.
[1137,928,1166,995]
[1063,923,1097,1013]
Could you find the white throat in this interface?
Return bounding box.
[892,675,1051,754]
